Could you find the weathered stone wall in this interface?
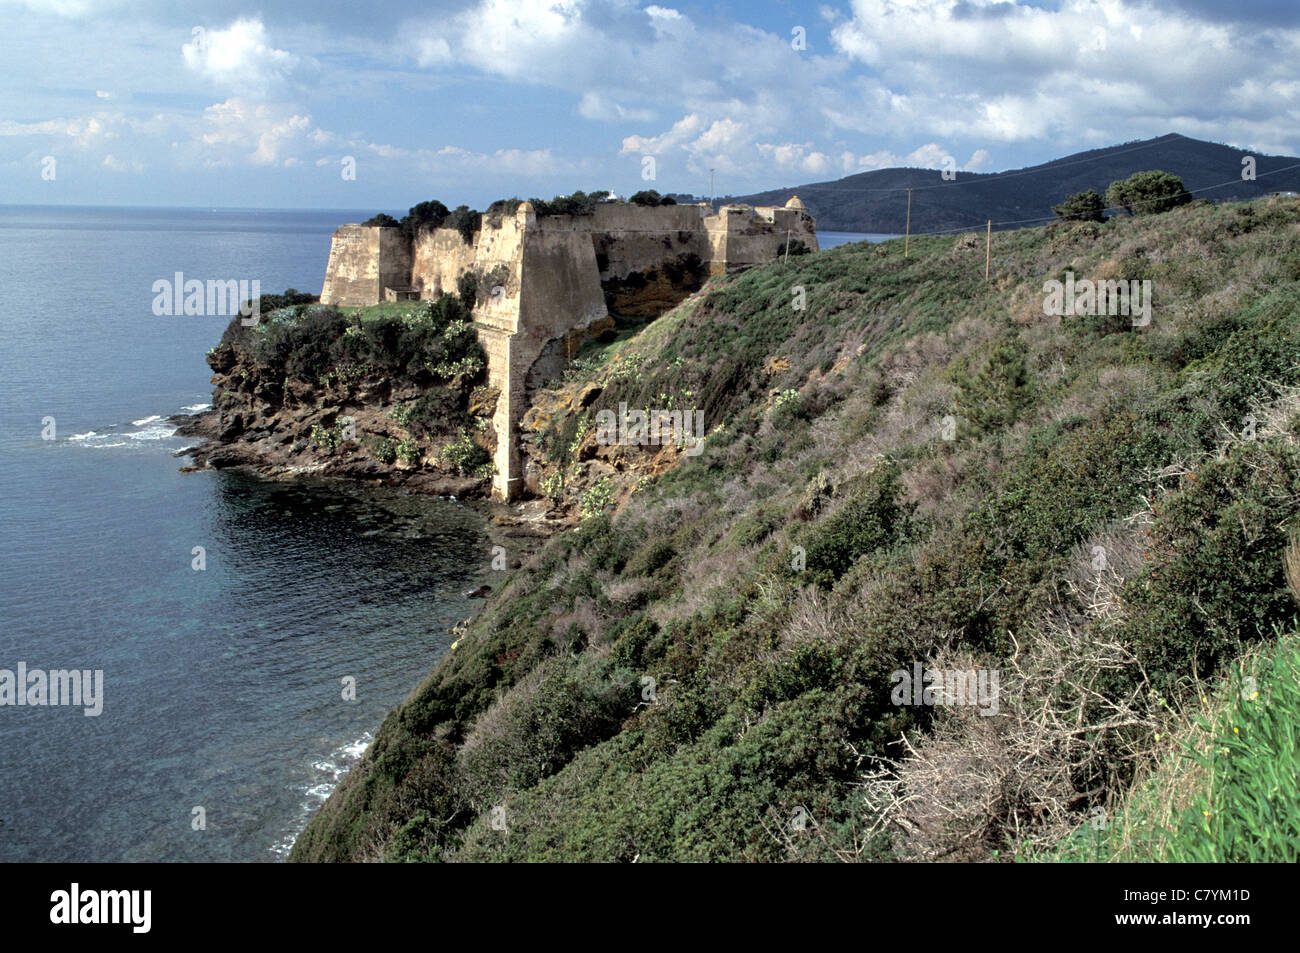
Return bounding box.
[320,225,413,306]
[410,229,479,298]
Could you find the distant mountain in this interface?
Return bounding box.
[713,133,1300,234]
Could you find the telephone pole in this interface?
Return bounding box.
[985,220,992,281]
[904,188,912,257]
[709,168,716,211]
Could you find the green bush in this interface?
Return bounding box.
[802,461,907,587]
[400,200,450,238]
[951,331,1034,435]
[1121,442,1300,693]
[440,430,490,476]
[368,436,398,464]
[1106,170,1192,216]
[1052,189,1105,222]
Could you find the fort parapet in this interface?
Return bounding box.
[320,198,817,499]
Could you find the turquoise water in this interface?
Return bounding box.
[0,206,488,861]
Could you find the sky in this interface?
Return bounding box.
[2,0,1299,210]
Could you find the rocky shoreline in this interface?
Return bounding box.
[168,408,566,576]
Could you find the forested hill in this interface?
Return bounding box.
[716,133,1300,233]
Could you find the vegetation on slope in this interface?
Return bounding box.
[205,293,493,479]
[1042,624,1300,862]
[290,194,1300,862]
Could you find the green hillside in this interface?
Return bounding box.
[290,193,1300,863]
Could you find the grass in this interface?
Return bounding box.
[1042,628,1300,862]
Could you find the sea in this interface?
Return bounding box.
[0,207,884,862]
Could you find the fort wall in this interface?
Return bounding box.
[320,198,817,498]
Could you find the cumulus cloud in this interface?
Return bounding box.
[836,142,993,173]
[829,0,1300,151]
[182,18,314,97]
[199,98,314,166]
[402,0,842,184]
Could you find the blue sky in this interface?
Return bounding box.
[3,0,1298,210]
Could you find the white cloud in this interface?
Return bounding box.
[182,18,314,97]
[757,141,832,175]
[828,0,1300,151]
[0,0,117,16]
[199,98,314,166]
[101,153,142,172]
[577,92,655,123]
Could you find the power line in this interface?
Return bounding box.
[777,136,1183,195]
[888,161,1300,238]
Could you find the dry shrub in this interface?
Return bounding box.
[861,601,1157,859]
[1250,383,1300,445]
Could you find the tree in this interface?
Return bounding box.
[531,191,599,216]
[362,212,400,228]
[1105,170,1192,216]
[445,205,482,244]
[400,200,451,237]
[1052,189,1105,223]
[456,271,479,309]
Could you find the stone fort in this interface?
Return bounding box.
[320,197,818,499]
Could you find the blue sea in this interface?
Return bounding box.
[0,212,883,863]
[0,205,491,862]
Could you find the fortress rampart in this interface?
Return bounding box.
[320,198,817,498]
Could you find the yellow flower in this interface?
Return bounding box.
[1233,727,1239,734]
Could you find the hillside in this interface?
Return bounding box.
[719,133,1300,233]
[290,193,1300,862]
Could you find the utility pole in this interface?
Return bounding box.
[709,168,716,211]
[985,220,992,281]
[904,188,912,257]
[784,229,791,264]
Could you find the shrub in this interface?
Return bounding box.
[396,437,421,465]
[446,206,482,244]
[368,436,398,464]
[1052,189,1105,223]
[580,478,615,519]
[629,190,672,207]
[1121,442,1300,693]
[400,200,450,238]
[802,461,907,586]
[441,430,490,476]
[456,271,479,310]
[1106,170,1192,216]
[951,331,1034,435]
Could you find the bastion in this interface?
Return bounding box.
[320,197,818,499]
